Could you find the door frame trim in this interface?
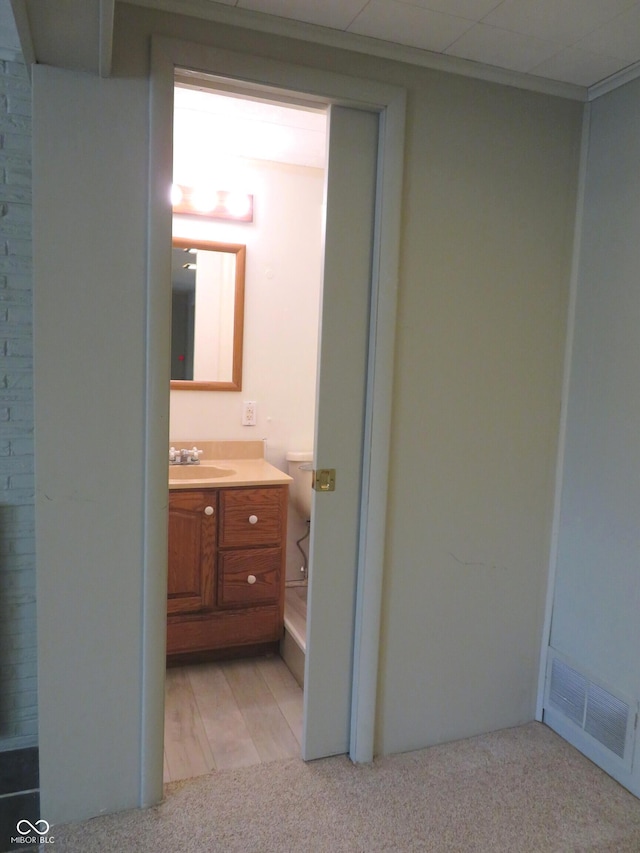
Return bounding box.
[143,35,405,804]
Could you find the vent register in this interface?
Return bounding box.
[546,655,636,765]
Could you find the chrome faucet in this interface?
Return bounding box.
[169,446,203,465]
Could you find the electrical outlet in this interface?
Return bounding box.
[242,400,257,426]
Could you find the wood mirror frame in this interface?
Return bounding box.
[170,237,246,391]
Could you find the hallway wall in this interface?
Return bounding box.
[31,4,582,822]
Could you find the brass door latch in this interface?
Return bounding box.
[312,469,336,492]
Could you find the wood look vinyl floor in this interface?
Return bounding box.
[163,656,303,784]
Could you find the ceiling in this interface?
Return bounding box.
[8,0,640,98]
[174,86,327,176]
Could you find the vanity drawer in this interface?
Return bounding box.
[219,486,286,547]
[217,548,281,608]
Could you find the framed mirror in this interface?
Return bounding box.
[170,238,246,391]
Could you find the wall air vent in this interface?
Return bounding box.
[584,682,629,759]
[549,657,587,726]
[545,651,635,768]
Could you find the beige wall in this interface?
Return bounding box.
[33,64,150,820]
[378,75,582,752]
[33,2,582,822]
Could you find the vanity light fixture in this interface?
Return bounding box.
[172,183,254,222]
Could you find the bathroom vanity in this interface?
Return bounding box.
[166,441,291,663]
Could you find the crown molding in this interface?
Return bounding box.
[588,59,640,101]
[127,0,587,101]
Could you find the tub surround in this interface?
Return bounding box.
[169,440,292,490]
[281,584,308,688]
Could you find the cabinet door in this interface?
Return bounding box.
[167,490,216,615]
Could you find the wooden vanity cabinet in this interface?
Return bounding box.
[166,484,288,662]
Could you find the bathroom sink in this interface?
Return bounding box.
[169,464,235,480]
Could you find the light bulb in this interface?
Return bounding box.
[225,192,252,219]
[192,187,218,213]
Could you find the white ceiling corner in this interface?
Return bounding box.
[8,0,640,100]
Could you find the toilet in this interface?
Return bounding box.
[286,451,313,520]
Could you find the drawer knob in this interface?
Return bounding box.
[248,514,258,525]
[247,574,257,585]
[204,506,214,516]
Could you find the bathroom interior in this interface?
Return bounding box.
[163,78,327,783]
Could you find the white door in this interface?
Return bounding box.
[303,105,379,760]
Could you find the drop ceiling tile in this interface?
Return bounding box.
[237,0,369,30]
[576,4,640,61]
[483,0,638,46]
[530,46,629,86]
[445,22,560,72]
[348,0,476,52]
[404,0,503,21]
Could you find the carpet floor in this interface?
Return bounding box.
[53,722,640,852]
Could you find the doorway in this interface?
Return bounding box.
[143,36,405,808]
[164,82,326,783]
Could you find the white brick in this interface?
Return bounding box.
[5,487,35,504]
[5,167,31,188]
[1,552,35,569]
[0,453,33,474]
[0,569,35,590]
[8,95,31,117]
[0,679,37,699]
[0,75,30,96]
[9,437,33,455]
[0,185,31,204]
[0,112,31,134]
[0,49,36,752]
[0,657,35,678]
[0,423,34,440]
[3,370,33,389]
[2,644,36,666]
[6,304,31,324]
[0,254,31,274]
[4,337,32,357]
[6,239,32,257]
[0,201,31,222]
[4,61,29,78]
[1,272,32,288]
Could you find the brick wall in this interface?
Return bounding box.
[0,56,36,752]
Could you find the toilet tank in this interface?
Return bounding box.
[286,451,313,520]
